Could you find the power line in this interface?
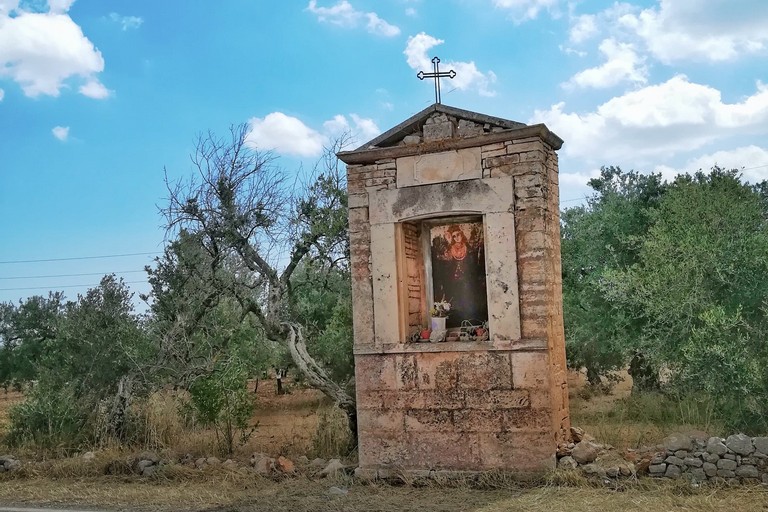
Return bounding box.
[0,251,160,265]
[0,280,148,292]
[0,270,146,281]
[741,163,768,171]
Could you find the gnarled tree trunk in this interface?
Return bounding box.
[283,322,357,441]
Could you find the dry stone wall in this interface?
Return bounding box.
[559,429,768,485]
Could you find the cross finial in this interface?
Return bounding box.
[417,56,456,104]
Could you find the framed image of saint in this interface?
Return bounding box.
[429,220,488,329]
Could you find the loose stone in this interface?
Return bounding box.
[703,462,718,477]
[717,459,738,471]
[571,441,600,465]
[735,465,759,478]
[664,433,694,452]
[704,453,721,464]
[664,465,681,478]
[557,456,578,470]
[725,434,754,455]
[706,437,728,456]
[581,463,606,478]
[684,457,703,467]
[648,463,666,474]
[753,437,768,455]
[665,456,685,467]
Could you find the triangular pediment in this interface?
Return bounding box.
[355,103,527,151]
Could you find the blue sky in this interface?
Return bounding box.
[1,0,767,306]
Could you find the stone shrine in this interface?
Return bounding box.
[337,103,570,476]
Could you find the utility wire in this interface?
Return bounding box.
[0,251,160,265]
[0,270,146,280]
[0,280,147,292]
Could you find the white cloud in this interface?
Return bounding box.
[47,0,74,14]
[0,1,107,98]
[493,0,560,22]
[0,1,20,15]
[560,169,601,189]
[533,76,768,163]
[79,79,110,99]
[404,32,440,70]
[655,146,768,184]
[108,12,143,31]
[565,39,647,89]
[322,113,380,146]
[405,7,417,17]
[569,14,597,44]
[246,112,380,157]
[615,0,768,63]
[404,33,497,98]
[0,88,4,101]
[365,12,400,37]
[306,1,400,36]
[350,114,380,142]
[52,125,69,141]
[246,113,325,158]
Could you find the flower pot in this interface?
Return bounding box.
[430,316,447,332]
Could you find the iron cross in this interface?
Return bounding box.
[417,56,456,104]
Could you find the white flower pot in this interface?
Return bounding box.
[430,316,447,332]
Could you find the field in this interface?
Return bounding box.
[0,373,766,511]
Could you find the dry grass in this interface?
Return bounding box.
[0,473,767,512]
[0,389,23,434]
[567,370,721,451]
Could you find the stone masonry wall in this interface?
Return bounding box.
[483,138,570,446]
[344,110,569,476]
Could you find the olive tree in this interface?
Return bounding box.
[161,125,356,434]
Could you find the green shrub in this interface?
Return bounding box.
[6,381,86,450]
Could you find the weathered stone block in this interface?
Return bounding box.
[357,408,406,433]
[397,148,481,188]
[477,430,555,471]
[457,119,483,138]
[404,408,455,432]
[452,409,505,433]
[423,120,455,141]
[511,351,549,389]
[502,407,551,431]
[464,389,530,409]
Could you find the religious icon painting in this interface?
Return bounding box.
[429,220,488,329]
